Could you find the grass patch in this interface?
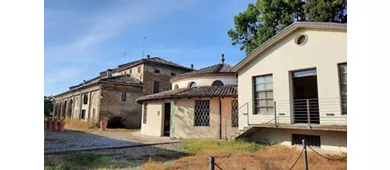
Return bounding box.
[142,139,347,170]
[45,153,130,170]
[140,161,172,170]
[180,139,265,154]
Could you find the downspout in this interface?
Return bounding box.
[219,97,222,139]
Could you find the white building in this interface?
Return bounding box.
[232,22,347,153]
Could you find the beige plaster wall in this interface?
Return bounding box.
[140,97,238,139]
[140,101,164,136]
[237,28,347,130]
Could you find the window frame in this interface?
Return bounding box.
[231,100,238,127]
[292,134,321,147]
[188,82,197,88]
[81,110,86,120]
[252,74,274,115]
[338,63,347,115]
[212,80,224,86]
[153,80,160,93]
[83,94,88,105]
[194,100,210,127]
[138,66,141,73]
[121,91,127,101]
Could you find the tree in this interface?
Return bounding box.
[304,0,347,23]
[228,0,347,54]
[44,96,54,116]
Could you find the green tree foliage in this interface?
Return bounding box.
[304,0,347,23]
[228,0,347,54]
[44,96,54,116]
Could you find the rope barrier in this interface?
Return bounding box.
[289,148,304,170]
[307,146,347,161]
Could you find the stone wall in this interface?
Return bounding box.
[99,83,143,129]
[142,63,189,95]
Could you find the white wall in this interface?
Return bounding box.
[237,28,347,130]
[172,75,237,89]
[140,101,164,136]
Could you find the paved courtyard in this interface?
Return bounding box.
[44,128,181,153]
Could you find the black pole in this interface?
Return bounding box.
[209,156,215,170]
[303,139,309,170]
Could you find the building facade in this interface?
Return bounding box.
[136,56,239,139]
[232,22,347,152]
[53,56,192,128]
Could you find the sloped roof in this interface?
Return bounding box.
[117,57,193,71]
[231,22,347,72]
[170,63,235,82]
[136,85,237,103]
[56,75,143,97]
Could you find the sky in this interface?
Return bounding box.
[44,0,254,96]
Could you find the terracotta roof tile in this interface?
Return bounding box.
[136,85,237,103]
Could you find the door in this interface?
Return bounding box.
[292,69,320,124]
[163,103,171,136]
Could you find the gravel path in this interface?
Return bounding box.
[45,129,182,153]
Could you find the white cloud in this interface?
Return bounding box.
[45,0,196,95]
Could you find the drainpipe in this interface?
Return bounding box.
[219,97,222,139]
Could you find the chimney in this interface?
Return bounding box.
[83,80,86,84]
[106,69,112,78]
[221,54,225,64]
[147,54,150,59]
[191,64,194,69]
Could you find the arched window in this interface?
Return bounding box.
[212,80,224,86]
[189,82,197,88]
[174,84,179,90]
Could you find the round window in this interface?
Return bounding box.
[295,34,307,46]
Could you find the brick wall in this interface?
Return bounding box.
[99,83,143,128]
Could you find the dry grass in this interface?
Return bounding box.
[142,139,347,170]
[63,118,98,130]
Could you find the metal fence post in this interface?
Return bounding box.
[303,139,309,170]
[209,156,215,170]
[306,99,311,127]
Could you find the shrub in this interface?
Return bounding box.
[107,116,125,129]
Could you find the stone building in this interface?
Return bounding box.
[53,56,192,128]
[136,55,239,139]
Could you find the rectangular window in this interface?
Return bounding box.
[292,134,321,147]
[194,100,210,126]
[138,66,141,73]
[121,92,127,101]
[83,94,88,105]
[253,75,273,114]
[154,69,160,73]
[143,103,147,124]
[232,100,238,127]
[171,72,176,76]
[339,63,347,115]
[129,69,132,74]
[153,81,160,93]
[81,110,86,120]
